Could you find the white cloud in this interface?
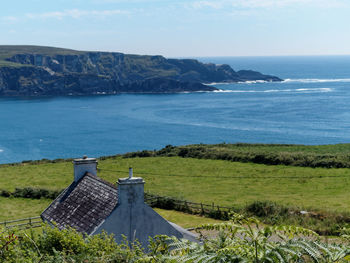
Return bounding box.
[25,9,129,20]
[189,0,348,9]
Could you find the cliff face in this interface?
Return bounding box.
[0,66,116,96]
[0,46,282,96]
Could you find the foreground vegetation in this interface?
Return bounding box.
[2,213,350,262]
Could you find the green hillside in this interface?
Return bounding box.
[0,45,82,60]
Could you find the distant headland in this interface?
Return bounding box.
[0,45,282,96]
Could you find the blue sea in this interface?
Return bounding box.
[1,55,350,164]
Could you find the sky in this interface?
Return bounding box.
[0,0,349,57]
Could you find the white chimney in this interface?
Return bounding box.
[117,170,145,205]
[129,167,133,179]
[73,156,97,182]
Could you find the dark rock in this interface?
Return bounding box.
[237,70,282,82]
[120,78,215,93]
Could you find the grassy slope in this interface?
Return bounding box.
[99,157,350,211]
[0,45,82,60]
[0,197,52,221]
[154,208,222,228]
[2,156,350,213]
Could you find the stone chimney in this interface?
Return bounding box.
[73,156,97,182]
[117,168,145,205]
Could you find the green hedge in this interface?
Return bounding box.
[0,187,62,199]
[124,144,350,168]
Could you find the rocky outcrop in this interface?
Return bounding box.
[0,45,282,96]
[119,78,213,93]
[236,70,281,82]
[0,67,212,96]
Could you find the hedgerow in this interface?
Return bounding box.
[0,188,61,199]
[123,144,350,168]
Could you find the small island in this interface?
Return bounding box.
[0,45,282,96]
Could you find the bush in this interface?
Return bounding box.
[0,190,12,197]
[208,209,230,220]
[246,200,289,218]
[0,224,145,263]
[5,187,62,199]
[153,196,176,210]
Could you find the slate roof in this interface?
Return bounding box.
[41,173,118,235]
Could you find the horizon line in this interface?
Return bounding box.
[1,44,350,58]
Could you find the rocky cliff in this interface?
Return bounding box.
[0,45,282,96]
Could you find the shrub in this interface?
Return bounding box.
[0,190,12,197]
[246,200,289,218]
[153,197,176,210]
[6,187,62,199]
[0,224,145,262]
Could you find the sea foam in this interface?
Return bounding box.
[207,80,270,85]
[238,80,269,84]
[211,78,350,85]
[213,88,332,93]
[283,78,350,83]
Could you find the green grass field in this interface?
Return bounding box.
[0,45,82,61]
[2,156,350,213]
[0,197,52,221]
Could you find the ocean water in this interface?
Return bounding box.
[1,55,350,164]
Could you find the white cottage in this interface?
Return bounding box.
[41,157,196,247]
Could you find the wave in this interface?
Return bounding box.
[238,80,269,84]
[207,78,350,85]
[0,149,3,153]
[207,80,270,85]
[213,88,333,93]
[283,78,350,83]
[205,82,233,85]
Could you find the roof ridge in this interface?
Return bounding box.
[84,172,118,189]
